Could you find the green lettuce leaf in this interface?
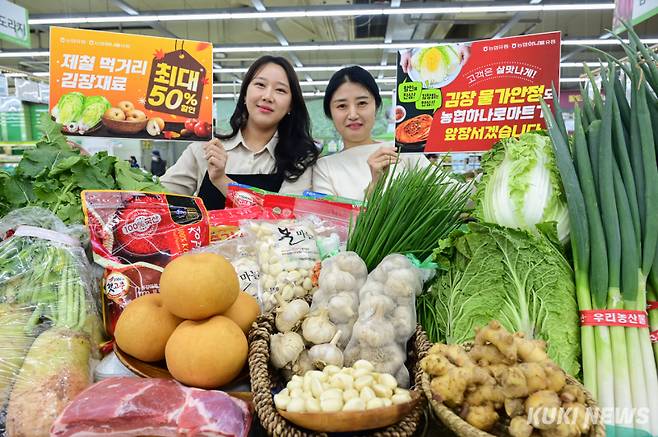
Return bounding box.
[424,222,581,377]
[52,92,84,127]
[473,131,570,243]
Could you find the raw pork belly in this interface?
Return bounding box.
[51,377,251,436]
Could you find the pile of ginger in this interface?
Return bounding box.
[421,321,592,437]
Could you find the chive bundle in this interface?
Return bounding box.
[346,161,471,271]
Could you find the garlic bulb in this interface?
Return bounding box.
[319,270,356,292]
[275,295,309,333]
[270,332,305,368]
[309,331,344,369]
[292,350,314,376]
[327,293,356,324]
[302,309,337,345]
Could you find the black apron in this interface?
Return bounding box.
[198,172,285,210]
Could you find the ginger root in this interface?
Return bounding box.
[475,320,517,362]
[462,404,499,432]
[469,344,510,365]
[426,321,586,436]
[509,415,534,437]
[525,390,561,430]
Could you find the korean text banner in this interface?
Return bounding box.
[395,32,561,153]
[49,27,213,142]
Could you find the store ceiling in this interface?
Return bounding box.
[1,0,658,94]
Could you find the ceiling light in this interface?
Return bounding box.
[0,51,49,58]
[213,78,397,87]
[213,65,398,73]
[561,62,610,67]
[30,3,615,26]
[562,38,658,45]
[3,36,656,60]
[213,90,395,98]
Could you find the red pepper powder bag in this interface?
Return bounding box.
[82,190,210,336]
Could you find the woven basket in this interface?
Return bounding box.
[248,310,432,437]
[421,346,606,437]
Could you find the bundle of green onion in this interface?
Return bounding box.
[541,22,658,436]
[346,161,470,271]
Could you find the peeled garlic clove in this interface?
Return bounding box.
[378,373,399,390]
[306,398,321,412]
[342,389,359,402]
[366,398,385,410]
[293,285,305,297]
[310,378,324,399]
[353,360,375,372]
[289,388,304,399]
[330,373,354,391]
[354,375,375,391]
[352,367,371,379]
[320,388,343,401]
[343,397,366,412]
[323,365,341,376]
[302,277,313,291]
[373,384,393,399]
[287,397,306,413]
[320,397,343,412]
[274,393,291,410]
[391,392,412,405]
[360,386,376,402]
[270,263,283,276]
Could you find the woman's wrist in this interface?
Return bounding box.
[211,174,233,196]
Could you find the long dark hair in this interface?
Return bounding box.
[217,55,318,181]
[323,65,382,118]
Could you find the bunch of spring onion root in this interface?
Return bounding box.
[541,22,658,436]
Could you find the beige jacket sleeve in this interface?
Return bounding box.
[279,166,313,195]
[311,159,338,196]
[159,142,207,196]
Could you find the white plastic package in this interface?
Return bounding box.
[343,254,423,388]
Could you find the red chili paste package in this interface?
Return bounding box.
[81,190,210,336]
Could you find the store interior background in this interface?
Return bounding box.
[1,0,657,175]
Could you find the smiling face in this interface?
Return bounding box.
[244,62,292,131]
[329,81,377,148]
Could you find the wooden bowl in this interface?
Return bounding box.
[102,116,147,134]
[114,344,250,388]
[277,390,421,433]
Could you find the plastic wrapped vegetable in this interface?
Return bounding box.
[309,252,368,349]
[0,208,100,436]
[51,92,85,131]
[344,254,422,388]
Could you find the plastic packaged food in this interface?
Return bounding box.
[82,190,210,336]
[0,207,100,436]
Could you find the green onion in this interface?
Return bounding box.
[346,161,470,271]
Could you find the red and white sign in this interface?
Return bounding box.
[580,309,649,328]
[395,32,561,153]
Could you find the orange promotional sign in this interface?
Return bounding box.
[49,26,214,141]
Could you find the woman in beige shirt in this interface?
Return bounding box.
[161,55,319,209]
[312,66,428,201]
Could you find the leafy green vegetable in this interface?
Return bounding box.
[418,222,581,377]
[52,92,84,128]
[0,114,165,223]
[473,132,570,243]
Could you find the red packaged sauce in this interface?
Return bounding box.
[82,191,210,336]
